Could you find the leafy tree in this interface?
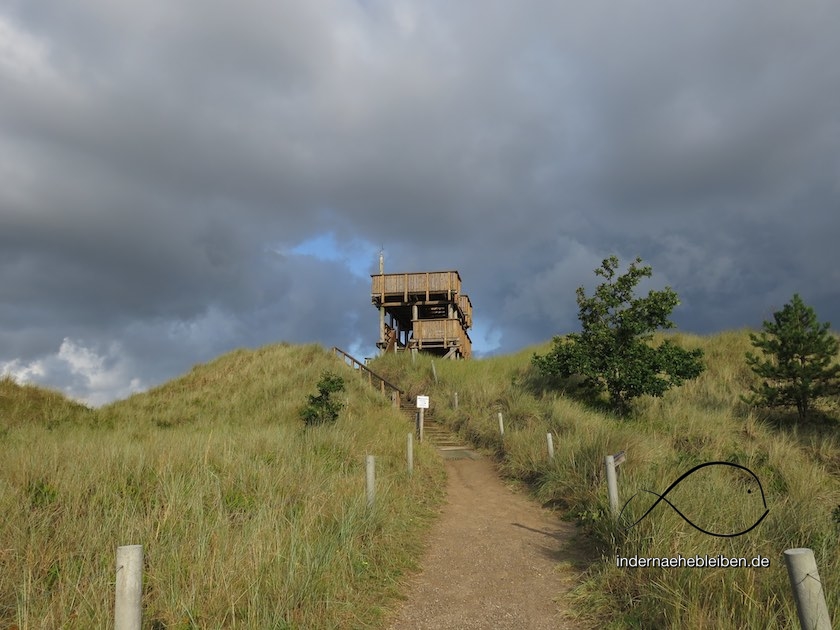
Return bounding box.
[744,294,840,420]
[533,255,704,415]
[300,371,345,427]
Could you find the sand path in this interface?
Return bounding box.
[387,455,589,630]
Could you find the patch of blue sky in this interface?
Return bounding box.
[288,232,379,279]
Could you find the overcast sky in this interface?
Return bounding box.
[2,1,839,406]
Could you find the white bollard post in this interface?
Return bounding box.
[784,548,832,630]
[366,455,376,508]
[431,361,438,384]
[115,545,143,630]
[605,455,619,517]
[407,433,414,475]
[547,432,555,460]
[454,391,459,409]
[497,412,504,437]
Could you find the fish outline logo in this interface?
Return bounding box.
[619,461,770,537]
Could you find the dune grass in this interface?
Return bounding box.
[5,331,838,628]
[369,331,840,629]
[0,344,445,628]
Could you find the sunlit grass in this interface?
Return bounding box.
[0,344,445,628]
[370,331,840,629]
[5,330,838,629]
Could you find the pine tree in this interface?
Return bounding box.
[745,294,840,420]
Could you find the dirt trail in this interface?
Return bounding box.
[388,455,589,630]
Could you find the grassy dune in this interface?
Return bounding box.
[0,345,445,628]
[370,331,840,629]
[4,332,838,628]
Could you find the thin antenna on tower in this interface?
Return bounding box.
[379,246,384,275]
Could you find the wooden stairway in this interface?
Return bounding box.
[398,400,479,460]
[331,346,478,459]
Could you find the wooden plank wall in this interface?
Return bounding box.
[371,271,461,297]
[457,294,473,328]
[413,318,461,342]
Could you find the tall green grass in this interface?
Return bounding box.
[1,344,445,628]
[370,333,840,629]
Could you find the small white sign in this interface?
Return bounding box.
[416,395,430,409]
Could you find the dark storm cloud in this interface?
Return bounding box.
[2,0,839,403]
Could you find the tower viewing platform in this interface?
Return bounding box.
[371,270,472,359]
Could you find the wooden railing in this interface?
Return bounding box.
[413,318,461,343]
[331,347,404,407]
[411,319,472,358]
[457,294,473,328]
[371,271,462,301]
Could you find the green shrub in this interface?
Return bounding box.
[533,255,705,415]
[300,371,345,427]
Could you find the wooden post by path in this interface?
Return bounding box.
[115,545,143,630]
[784,548,832,630]
[418,408,425,442]
[366,455,376,508]
[605,455,619,517]
[407,433,414,475]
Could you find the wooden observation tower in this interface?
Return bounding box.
[371,256,472,359]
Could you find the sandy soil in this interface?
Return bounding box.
[387,455,590,630]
